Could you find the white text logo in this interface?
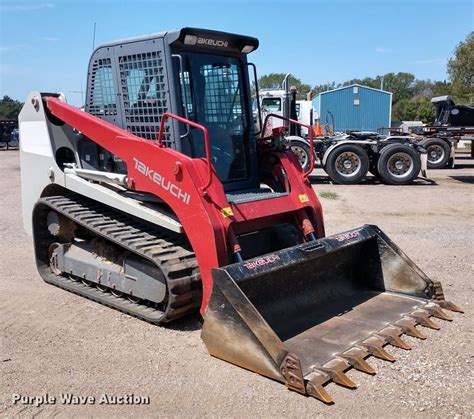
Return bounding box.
[197,37,229,48]
[133,158,191,205]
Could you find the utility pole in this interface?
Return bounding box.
[92,22,97,51]
[80,80,84,106]
[69,81,85,108]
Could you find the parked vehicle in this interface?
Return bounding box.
[0,120,19,149]
[257,75,315,138]
[289,130,427,185]
[389,96,474,169]
[257,82,427,185]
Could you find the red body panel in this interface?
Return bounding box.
[46,97,324,316]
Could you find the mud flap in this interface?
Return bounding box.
[420,153,428,178]
[449,141,456,168]
[201,225,462,403]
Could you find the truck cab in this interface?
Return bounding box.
[256,87,317,137]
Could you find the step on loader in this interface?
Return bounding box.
[19,28,462,403]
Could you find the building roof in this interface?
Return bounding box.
[313,84,392,97]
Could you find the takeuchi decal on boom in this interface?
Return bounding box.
[133,157,191,205]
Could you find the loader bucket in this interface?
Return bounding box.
[201,225,462,403]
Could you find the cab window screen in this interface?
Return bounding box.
[201,64,245,136]
[177,53,250,182]
[89,58,117,116]
[118,51,170,142]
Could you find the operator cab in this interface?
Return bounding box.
[85,28,262,193]
[169,29,260,192]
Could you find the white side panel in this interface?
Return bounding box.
[20,121,54,156]
[64,174,183,233]
[20,92,66,235]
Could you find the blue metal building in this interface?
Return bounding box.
[312,84,392,132]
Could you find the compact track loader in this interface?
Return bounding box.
[20,28,462,403]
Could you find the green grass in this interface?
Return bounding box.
[319,191,339,200]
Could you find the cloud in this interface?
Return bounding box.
[0,64,33,77]
[0,44,28,52]
[40,36,60,42]
[375,47,392,54]
[412,58,444,65]
[0,2,54,12]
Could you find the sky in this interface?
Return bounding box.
[1,0,473,106]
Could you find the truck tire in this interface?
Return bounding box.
[421,138,451,169]
[377,144,421,185]
[325,144,369,184]
[289,141,311,172]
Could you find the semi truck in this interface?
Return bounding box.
[257,80,428,185]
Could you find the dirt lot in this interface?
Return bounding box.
[1,149,473,418]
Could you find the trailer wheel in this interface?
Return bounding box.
[289,141,311,172]
[325,144,369,184]
[377,144,421,185]
[421,138,451,169]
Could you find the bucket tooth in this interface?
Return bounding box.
[377,326,412,350]
[337,347,376,375]
[436,300,464,313]
[316,358,358,389]
[395,317,427,340]
[358,336,396,362]
[409,310,441,330]
[305,371,333,404]
[280,353,306,394]
[424,304,453,321]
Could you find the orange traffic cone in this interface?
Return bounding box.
[314,120,322,136]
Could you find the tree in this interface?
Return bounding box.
[311,82,336,96]
[0,96,23,120]
[392,96,435,123]
[257,73,311,100]
[412,79,435,98]
[431,81,453,97]
[392,98,416,121]
[378,72,415,103]
[413,96,436,124]
[342,77,379,90]
[410,79,453,100]
[447,32,474,103]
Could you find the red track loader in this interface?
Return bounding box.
[20,28,462,403]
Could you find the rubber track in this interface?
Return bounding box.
[34,194,202,324]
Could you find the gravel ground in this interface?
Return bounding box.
[1,149,473,418]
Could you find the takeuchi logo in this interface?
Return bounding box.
[197,37,229,48]
[243,254,280,270]
[334,230,360,242]
[133,157,191,205]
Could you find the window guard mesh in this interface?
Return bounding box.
[89,58,117,116]
[118,51,171,145]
